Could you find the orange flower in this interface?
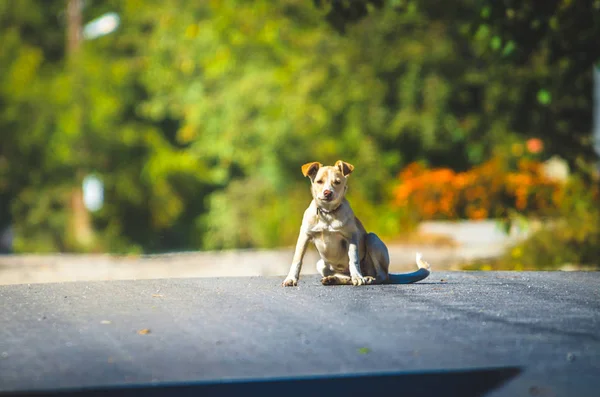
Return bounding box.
[394,185,411,204]
[423,202,437,217]
[399,162,424,180]
[469,208,488,220]
[392,155,565,221]
[526,138,544,154]
[452,174,469,189]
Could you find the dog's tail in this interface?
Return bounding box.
[386,252,431,284]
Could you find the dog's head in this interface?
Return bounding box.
[301,160,354,210]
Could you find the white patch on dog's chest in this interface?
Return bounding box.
[308,216,346,234]
[308,216,353,265]
[309,223,340,234]
[312,231,349,264]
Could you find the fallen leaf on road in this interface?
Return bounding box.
[152,294,163,298]
[358,347,370,354]
[137,328,151,335]
[100,320,111,325]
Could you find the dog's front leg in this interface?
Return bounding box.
[283,231,310,286]
[348,234,365,286]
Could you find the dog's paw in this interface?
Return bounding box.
[282,277,298,287]
[352,275,366,286]
[363,276,376,285]
[321,276,336,285]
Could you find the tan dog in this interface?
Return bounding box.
[283,160,431,286]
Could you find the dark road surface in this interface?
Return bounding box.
[1,272,599,396]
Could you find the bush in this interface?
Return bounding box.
[392,155,564,221]
[393,151,600,269]
[499,176,600,270]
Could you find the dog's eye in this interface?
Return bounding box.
[316,180,324,184]
[334,180,341,185]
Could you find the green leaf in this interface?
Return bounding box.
[537,89,552,105]
[480,7,490,19]
[474,24,490,40]
[490,36,502,50]
[467,144,484,164]
[502,40,515,56]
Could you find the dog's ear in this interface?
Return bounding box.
[301,162,322,179]
[335,160,354,177]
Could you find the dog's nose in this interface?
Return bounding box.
[323,190,333,198]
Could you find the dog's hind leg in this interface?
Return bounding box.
[321,274,354,285]
[317,260,350,285]
[365,233,390,284]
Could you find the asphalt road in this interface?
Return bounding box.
[1,272,599,396]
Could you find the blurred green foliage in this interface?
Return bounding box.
[463,175,600,270]
[0,0,598,254]
[505,177,600,270]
